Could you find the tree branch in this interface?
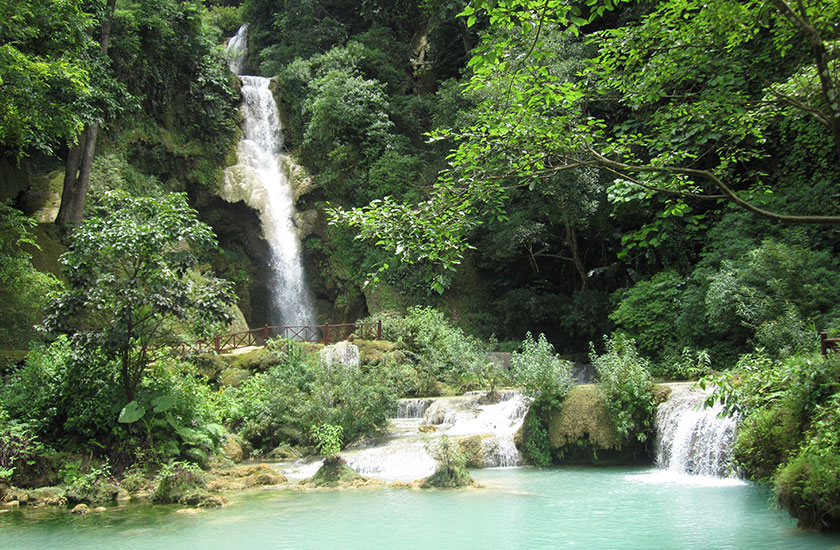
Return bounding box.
[587,148,840,224]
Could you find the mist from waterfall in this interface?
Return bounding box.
[222,25,315,326]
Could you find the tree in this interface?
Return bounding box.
[0,0,93,155]
[333,0,840,289]
[43,191,234,401]
[56,0,119,229]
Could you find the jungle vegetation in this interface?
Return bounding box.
[0,0,838,530]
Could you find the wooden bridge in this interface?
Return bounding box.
[820,332,839,355]
[175,320,382,354]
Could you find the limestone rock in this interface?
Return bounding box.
[71,503,90,515]
[418,425,437,433]
[4,500,19,508]
[319,342,360,368]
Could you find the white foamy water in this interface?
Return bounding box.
[654,383,740,479]
[222,26,315,326]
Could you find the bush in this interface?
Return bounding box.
[422,436,473,488]
[376,307,491,394]
[590,334,655,445]
[217,341,396,454]
[610,271,684,360]
[510,332,573,409]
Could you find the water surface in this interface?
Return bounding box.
[2,467,838,549]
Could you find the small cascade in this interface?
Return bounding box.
[222,28,315,326]
[396,398,433,419]
[655,384,740,478]
[308,391,531,481]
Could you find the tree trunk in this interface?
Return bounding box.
[564,219,588,290]
[55,0,117,230]
[56,124,98,228]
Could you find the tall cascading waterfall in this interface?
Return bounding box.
[222,25,315,326]
[654,383,740,478]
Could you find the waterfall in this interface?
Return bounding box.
[225,24,248,75]
[287,391,531,481]
[221,27,315,326]
[654,383,740,478]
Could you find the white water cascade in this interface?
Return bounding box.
[221,26,315,326]
[279,390,531,482]
[654,383,740,478]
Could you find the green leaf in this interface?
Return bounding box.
[118,401,146,423]
[152,394,177,413]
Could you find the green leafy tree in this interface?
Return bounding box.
[0,0,94,155]
[43,191,234,402]
[334,0,840,293]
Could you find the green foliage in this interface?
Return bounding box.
[1,336,124,449]
[0,407,46,482]
[423,435,473,488]
[522,407,553,468]
[510,332,573,409]
[591,334,655,444]
[0,203,58,348]
[312,423,343,460]
[0,0,93,154]
[216,341,395,453]
[705,240,840,357]
[1,336,224,465]
[610,271,684,360]
[43,191,234,401]
[376,307,491,394]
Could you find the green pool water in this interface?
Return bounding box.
[2,467,839,549]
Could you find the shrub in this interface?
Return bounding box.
[510,332,573,409]
[590,334,655,445]
[312,424,343,460]
[422,436,473,488]
[217,344,395,454]
[376,307,490,394]
[610,270,684,360]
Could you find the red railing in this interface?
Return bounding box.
[175,320,383,354]
[821,332,839,355]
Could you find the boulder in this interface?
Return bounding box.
[71,503,90,515]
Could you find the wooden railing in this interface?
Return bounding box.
[820,332,839,355]
[175,320,383,354]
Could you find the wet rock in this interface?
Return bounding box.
[4,500,19,508]
[418,425,437,433]
[71,503,89,515]
[92,506,107,513]
[175,508,205,515]
[320,342,360,368]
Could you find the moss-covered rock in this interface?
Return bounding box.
[303,458,381,488]
[420,464,475,488]
[519,385,651,465]
[218,367,251,387]
[26,486,67,506]
[65,482,120,505]
[152,463,227,507]
[208,464,287,492]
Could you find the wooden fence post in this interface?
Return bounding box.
[324,324,330,346]
[214,335,221,354]
[263,324,270,344]
[377,319,382,340]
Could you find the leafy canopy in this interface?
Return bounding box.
[43,191,234,401]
